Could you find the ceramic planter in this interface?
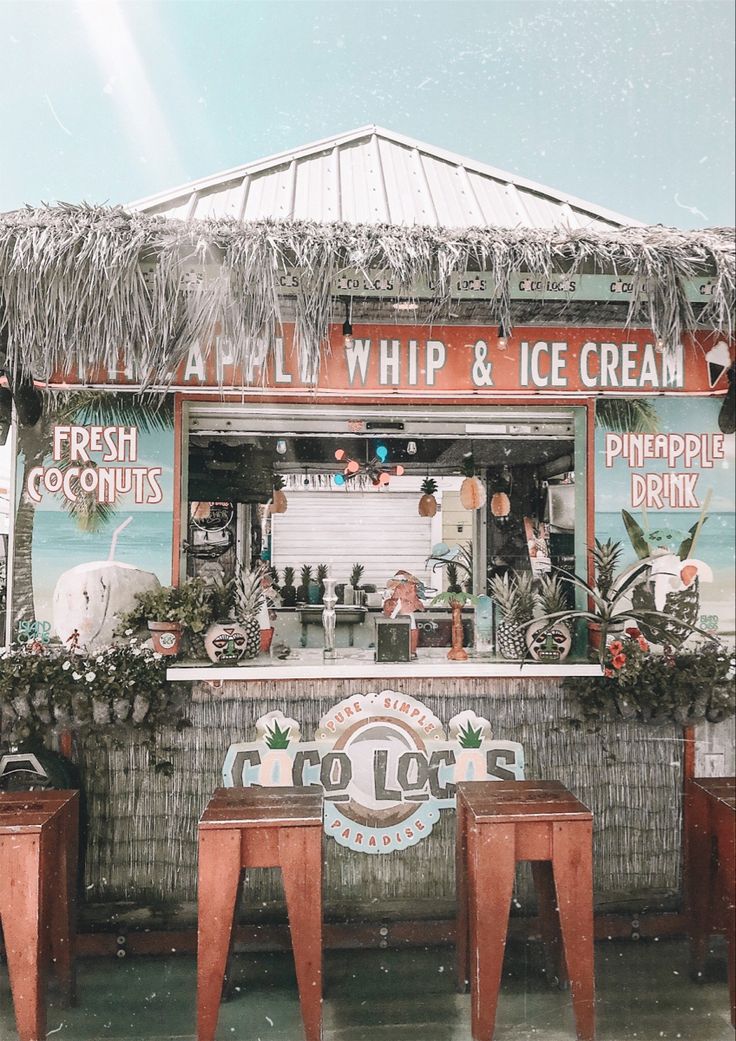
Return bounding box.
[147,620,182,656]
[526,620,572,662]
[204,620,249,664]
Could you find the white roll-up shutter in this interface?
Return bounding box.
[271,490,436,589]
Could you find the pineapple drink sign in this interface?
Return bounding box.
[223,690,524,854]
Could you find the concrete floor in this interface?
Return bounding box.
[0,939,733,1040]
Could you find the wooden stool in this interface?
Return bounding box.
[456,779,595,1041]
[686,776,735,1026]
[0,789,79,1041]
[197,786,324,1041]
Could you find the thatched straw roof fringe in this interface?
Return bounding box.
[0,204,733,386]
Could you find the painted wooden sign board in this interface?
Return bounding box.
[222,690,525,854]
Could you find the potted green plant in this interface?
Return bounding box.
[488,571,535,660]
[117,577,213,657]
[313,563,328,603]
[532,539,718,663]
[564,630,735,726]
[344,563,364,605]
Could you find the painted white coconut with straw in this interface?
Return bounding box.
[52,517,161,650]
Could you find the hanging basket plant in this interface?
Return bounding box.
[460,455,486,511]
[418,477,438,517]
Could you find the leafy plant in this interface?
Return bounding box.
[446,563,462,593]
[0,642,190,770]
[117,578,213,634]
[350,563,365,589]
[281,566,297,607]
[431,589,478,608]
[565,629,735,726]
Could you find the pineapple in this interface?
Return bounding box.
[350,563,364,590]
[234,564,267,658]
[489,571,534,660]
[446,563,462,594]
[297,564,313,603]
[460,454,486,510]
[281,566,297,607]
[316,563,329,599]
[271,473,288,514]
[536,574,569,617]
[418,477,438,517]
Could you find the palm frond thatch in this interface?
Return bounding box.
[0,204,733,387]
[595,398,661,433]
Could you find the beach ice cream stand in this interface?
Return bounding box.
[0,128,734,966]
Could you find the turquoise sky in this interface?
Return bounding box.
[1,0,733,227]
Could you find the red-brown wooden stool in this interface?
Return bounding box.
[456,779,595,1041]
[197,786,324,1041]
[0,789,79,1041]
[686,776,735,1026]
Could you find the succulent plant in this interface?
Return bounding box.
[350,563,365,589]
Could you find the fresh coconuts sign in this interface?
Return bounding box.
[223,690,525,854]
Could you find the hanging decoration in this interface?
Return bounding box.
[459,454,486,511]
[490,465,512,520]
[333,444,405,487]
[418,477,438,517]
[270,473,288,514]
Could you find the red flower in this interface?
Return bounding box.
[625,627,641,638]
[609,640,624,655]
[604,668,614,678]
[637,637,650,652]
[612,653,627,669]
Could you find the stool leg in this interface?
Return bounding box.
[456,793,470,994]
[469,821,516,1041]
[686,783,712,981]
[531,861,567,988]
[714,818,735,1027]
[0,834,46,1041]
[47,805,78,1006]
[280,826,323,1041]
[552,821,595,1041]
[197,829,242,1041]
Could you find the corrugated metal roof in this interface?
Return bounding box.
[130,125,641,229]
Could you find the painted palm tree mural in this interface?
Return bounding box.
[13,390,173,626]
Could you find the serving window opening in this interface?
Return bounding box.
[183,406,585,662]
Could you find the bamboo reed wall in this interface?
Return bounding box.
[78,677,684,917]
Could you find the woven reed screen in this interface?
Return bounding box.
[78,678,683,915]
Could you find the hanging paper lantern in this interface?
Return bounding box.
[490,491,511,518]
[460,476,486,511]
[418,477,438,517]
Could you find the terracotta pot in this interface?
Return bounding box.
[260,628,275,654]
[147,620,182,656]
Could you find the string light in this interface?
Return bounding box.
[497,323,509,350]
[342,297,353,349]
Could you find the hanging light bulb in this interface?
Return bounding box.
[497,323,509,350]
[406,441,417,455]
[655,337,665,354]
[275,439,287,455]
[342,297,354,349]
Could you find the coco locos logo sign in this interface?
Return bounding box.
[222,690,524,854]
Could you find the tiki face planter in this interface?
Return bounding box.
[204,620,249,664]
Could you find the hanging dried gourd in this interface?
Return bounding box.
[418,477,438,517]
[271,473,288,514]
[460,455,486,511]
